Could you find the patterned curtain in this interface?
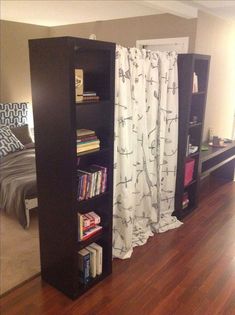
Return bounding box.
[113,46,182,259]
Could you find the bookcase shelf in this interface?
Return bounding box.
[29,36,115,299]
[76,100,110,107]
[184,179,197,188]
[174,54,210,219]
[192,91,206,95]
[78,229,104,249]
[189,122,202,129]
[77,147,109,157]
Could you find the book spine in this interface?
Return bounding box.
[77,136,98,143]
[78,252,90,284]
[86,247,96,278]
[89,212,101,225]
[101,168,107,193]
[90,244,102,276]
[83,215,90,227]
[83,255,90,284]
[78,214,83,240]
[97,247,102,275]
[77,140,100,147]
[77,144,100,153]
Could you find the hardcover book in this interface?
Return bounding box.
[86,246,97,278]
[76,129,95,137]
[78,249,90,284]
[89,243,103,275]
[75,69,84,103]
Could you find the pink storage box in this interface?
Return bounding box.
[184,158,195,186]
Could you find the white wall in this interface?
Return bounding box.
[195,11,235,141]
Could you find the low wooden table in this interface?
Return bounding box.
[200,141,235,181]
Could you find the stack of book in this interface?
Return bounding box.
[77,164,107,200]
[78,242,103,284]
[83,91,100,102]
[78,211,102,241]
[182,192,189,209]
[77,129,100,154]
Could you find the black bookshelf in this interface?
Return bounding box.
[174,54,210,219]
[29,36,115,299]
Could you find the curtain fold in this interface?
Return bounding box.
[113,46,182,259]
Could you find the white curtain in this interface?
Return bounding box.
[113,46,182,259]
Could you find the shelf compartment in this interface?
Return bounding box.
[190,94,205,124]
[75,49,112,101]
[183,180,197,209]
[77,191,109,211]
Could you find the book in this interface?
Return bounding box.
[75,69,84,103]
[78,249,90,284]
[84,212,101,225]
[77,135,98,143]
[91,165,108,193]
[78,214,83,240]
[88,211,101,225]
[77,170,89,201]
[83,91,97,96]
[77,140,100,148]
[82,225,102,241]
[76,129,95,137]
[77,144,100,154]
[82,96,100,101]
[89,243,103,275]
[192,72,198,93]
[86,246,97,278]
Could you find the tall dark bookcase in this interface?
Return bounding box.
[174,54,210,219]
[29,37,115,299]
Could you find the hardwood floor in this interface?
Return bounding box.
[1,179,235,315]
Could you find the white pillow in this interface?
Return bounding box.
[0,126,24,158]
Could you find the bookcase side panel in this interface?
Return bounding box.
[29,38,78,297]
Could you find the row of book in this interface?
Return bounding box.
[77,164,107,200]
[78,211,102,241]
[77,129,100,154]
[78,243,103,285]
[82,91,100,102]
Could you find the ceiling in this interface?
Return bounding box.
[1,0,235,27]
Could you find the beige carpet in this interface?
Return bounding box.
[0,210,40,295]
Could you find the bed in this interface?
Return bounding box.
[0,102,38,228]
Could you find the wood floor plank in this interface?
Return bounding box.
[1,180,235,315]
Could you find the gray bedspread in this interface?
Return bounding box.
[0,148,37,228]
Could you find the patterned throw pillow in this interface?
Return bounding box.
[0,103,28,128]
[0,126,25,158]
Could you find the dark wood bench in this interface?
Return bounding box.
[200,141,235,181]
